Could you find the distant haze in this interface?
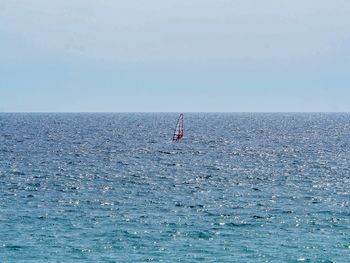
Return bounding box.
[1,0,349,112]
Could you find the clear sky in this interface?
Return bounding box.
[0,0,349,112]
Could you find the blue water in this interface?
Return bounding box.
[0,113,350,262]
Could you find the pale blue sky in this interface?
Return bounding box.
[0,0,349,112]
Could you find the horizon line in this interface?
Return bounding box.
[1,111,349,114]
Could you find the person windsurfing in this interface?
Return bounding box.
[172,114,184,142]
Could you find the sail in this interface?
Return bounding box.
[172,114,184,142]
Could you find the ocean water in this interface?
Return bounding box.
[0,113,350,262]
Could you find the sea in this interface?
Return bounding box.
[0,113,349,262]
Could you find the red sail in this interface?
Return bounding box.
[172,114,184,142]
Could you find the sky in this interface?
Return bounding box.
[0,0,349,112]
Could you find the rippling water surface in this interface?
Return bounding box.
[0,113,350,262]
